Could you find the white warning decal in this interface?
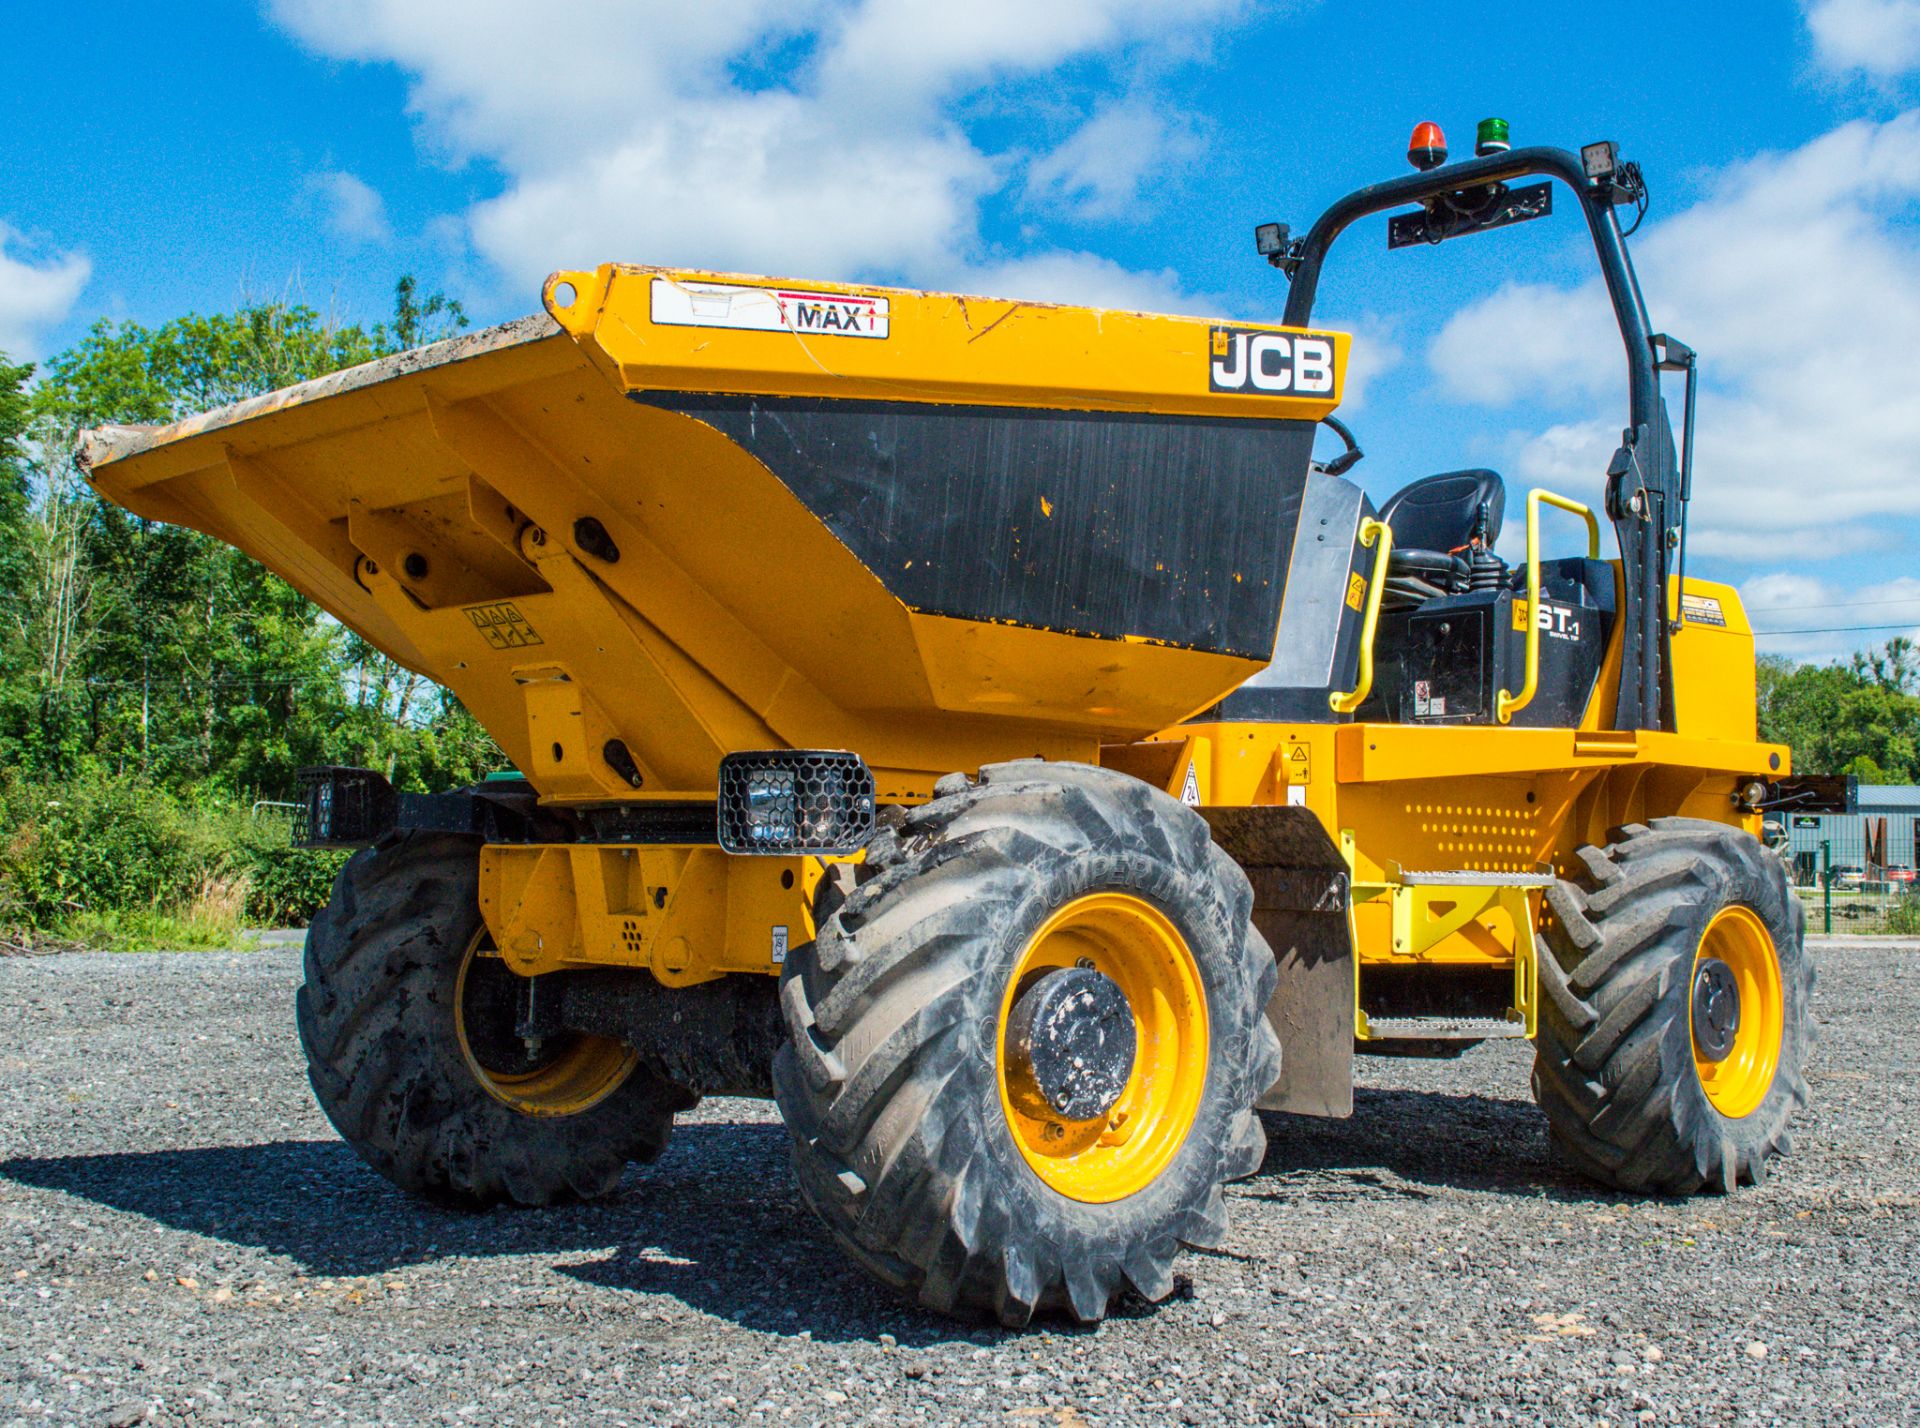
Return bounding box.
[650,277,890,339]
[1181,762,1202,807]
[1681,592,1727,627]
[771,925,790,964]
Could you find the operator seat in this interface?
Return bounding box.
[1377,469,1506,598]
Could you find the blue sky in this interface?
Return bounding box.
[5,0,1919,664]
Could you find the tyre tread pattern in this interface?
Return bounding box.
[296,832,693,1208]
[1532,818,1812,1194]
[774,760,1279,1325]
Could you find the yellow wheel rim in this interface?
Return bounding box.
[996,893,1209,1203]
[1690,905,1783,1120]
[454,933,638,1117]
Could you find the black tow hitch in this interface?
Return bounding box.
[295,766,545,849]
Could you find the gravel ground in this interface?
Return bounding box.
[1,939,1914,1428]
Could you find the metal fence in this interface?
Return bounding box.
[1781,809,1920,936]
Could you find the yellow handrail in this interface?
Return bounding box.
[1495,488,1603,724]
[1329,517,1393,714]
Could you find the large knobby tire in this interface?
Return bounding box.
[1533,817,1813,1193]
[296,832,695,1207]
[772,760,1281,1326]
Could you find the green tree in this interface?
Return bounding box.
[0,351,33,577]
[1849,635,1918,695]
[1758,641,1920,782]
[4,280,501,795]
[0,352,30,480]
[0,352,102,769]
[386,274,469,350]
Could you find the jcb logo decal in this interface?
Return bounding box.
[1208,325,1336,395]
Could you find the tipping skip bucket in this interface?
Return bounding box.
[80,266,1351,800]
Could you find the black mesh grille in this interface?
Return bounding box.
[717,751,875,855]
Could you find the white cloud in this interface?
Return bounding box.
[1508,419,1617,489]
[466,97,989,282]
[1025,101,1203,220]
[818,0,1243,111]
[1804,0,1920,77]
[1428,282,1614,407]
[265,0,1243,300]
[1742,570,1920,663]
[0,223,90,358]
[268,0,809,169]
[1428,113,1920,560]
[306,171,393,247]
[1333,317,1402,416]
[957,249,1199,313]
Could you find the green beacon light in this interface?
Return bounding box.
[1475,117,1512,157]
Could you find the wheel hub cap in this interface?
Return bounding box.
[1691,957,1741,1062]
[1003,966,1137,1122]
[996,892,1209,1203]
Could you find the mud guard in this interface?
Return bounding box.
[1202,805,1354,1118]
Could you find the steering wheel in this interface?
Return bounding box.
[1310,415,1364,477]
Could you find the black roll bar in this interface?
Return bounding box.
[1280,145,1681,732]
[1283,147,1659,448]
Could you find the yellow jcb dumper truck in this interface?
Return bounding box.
[81,126,1821,1326]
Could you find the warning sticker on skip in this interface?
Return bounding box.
[465,602,543,649]
[650,278,890,339]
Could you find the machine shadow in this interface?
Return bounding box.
[1252,1083,1618,1204]
[0,1123,964,1343]
[1,1084,1610,1339]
